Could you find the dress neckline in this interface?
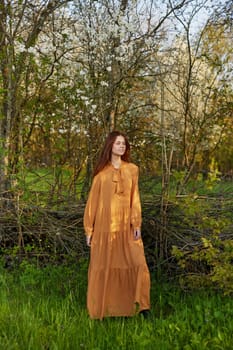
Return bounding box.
[110,160,124,170]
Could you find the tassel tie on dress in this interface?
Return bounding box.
[112,169,124,194]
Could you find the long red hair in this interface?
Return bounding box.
[93,131,130,176]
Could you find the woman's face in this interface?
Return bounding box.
[112,135,126,157]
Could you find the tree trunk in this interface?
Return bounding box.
[0,0,70,199]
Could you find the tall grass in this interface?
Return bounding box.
[0,260,232,350]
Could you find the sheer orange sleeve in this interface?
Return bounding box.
[130,166,142,230]
[83,175,101,236]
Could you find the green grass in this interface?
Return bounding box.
[14,167,233,208]
[17,167,85,206]
[145,177,233,197]
[0,260,232,350]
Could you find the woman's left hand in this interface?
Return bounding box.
[86,235,92,247]
[133,228,141,240]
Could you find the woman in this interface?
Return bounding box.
[83,131,150,320]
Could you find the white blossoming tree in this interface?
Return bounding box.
[71,0,190,190]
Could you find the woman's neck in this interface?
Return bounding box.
[111,155,121,169]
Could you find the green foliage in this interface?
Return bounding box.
[204,158,221,190]
[172,173,233,295]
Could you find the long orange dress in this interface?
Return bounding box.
[83,161,150,319]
